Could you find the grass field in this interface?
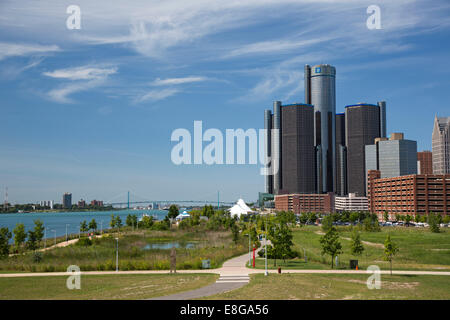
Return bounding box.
[207,273,450,300]
[0,229,247,272]
[285,226,450,271]
[0,273,218,299]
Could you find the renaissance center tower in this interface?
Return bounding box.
[305,64,336,193]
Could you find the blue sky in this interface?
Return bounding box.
[1,0,450,204]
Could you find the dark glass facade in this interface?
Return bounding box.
[345,104,381,196]
[280,104,315,194]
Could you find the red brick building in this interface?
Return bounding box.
[367,170,450,218]
[275,193,335,214]
[417,151,433,174]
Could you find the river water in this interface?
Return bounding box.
[0,209,168,242]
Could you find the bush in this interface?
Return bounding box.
[32,252,43,263]
[76,237,93,246]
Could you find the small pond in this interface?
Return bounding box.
[143,242,197,250]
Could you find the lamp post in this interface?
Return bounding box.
[65,224,70,243]
[265,215,268,276]
[115,237,119,272]
[51,230,56,246]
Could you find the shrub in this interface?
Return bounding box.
[76,238,93,246]
[32,252,43,263]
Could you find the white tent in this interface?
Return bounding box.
[228,199,254,218]
[176,211,191,221]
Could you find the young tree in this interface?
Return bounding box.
[88,219,98,232]
[80,220,88,233]
[414,214,421,223]
[231,223,239,244]
[349,211,359,224]
[319,226,342,269]
[33,220,45,246]
[321,214,333,232]
[13,223,26,252]
[428,212,440,233]
[350,230,364,256]
[405,214,412,225]
[168,205,179,220]
[141,215,154,228]
[383,211,389,223]
[126,214,138,227]
[384,234,399,275]
[26,230,38,251]
[0,227,12,257]
[115,215,122,228]
[395,214,400,222]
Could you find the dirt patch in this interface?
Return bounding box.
[347,279,419,290]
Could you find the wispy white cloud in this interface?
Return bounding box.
[135,88,180,103]
[43,65,117,103]
[151,76,208,86]
[43,66,117,80]
[0,42,60,60]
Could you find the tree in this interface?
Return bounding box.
[395,214,400,222]
[383,211,389,222]
[115,215,122,228]
[268,222,294,265]
[126,214,138,228]
[33,220,45,246]
[110,214,116,229]
[349,211,359,224]
[80,220,88,233]
[13,223,26,251]
[405,214,412,225]
[321,215,333,232]
[443,215,450,224]
[0,227,12,257]
[350,230,364,256]
[414,214,421,223]
[141,215,154,228]
[231,223,239,244]
[384,234,399,275]
[88,219,97,232]
[168,205,179,220]
[26,230,38,251]
[319,226,342,269]
[428,212,440,233]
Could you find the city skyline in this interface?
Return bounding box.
[1,0,450,203]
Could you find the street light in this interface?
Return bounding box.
[264,214,268,276]
[115,237,119,272]
[65,224,70,243]
[51,230,56,246]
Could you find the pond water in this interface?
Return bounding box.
[143,242,196,250]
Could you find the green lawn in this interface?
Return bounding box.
[0,273,218,299]
[290,226,450,271]
[207,273,450,300]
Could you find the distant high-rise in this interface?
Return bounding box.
[280,104,315,194]
[264,109,273,194]
[417,151,433,174]
[305,64,336,193]
[345,103,382,196]
[272,101,282,194]
[365,133,417,179]
[63,192,72,209]
[335,113,347,195]
[432,116,450,174]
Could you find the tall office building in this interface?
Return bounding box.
[264,109,273,194]
[272,101,282,194]
[305,64,336,193]
[345,103,383,196]
[417,151,433,174]
[280,104,315,194]
[432,115,450,174]
[335,113,347,195]
[63,192,72,209]
[365,133,417,179]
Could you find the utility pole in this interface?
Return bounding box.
[265,215,268,276]
[115,237,119,272]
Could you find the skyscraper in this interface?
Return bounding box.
[417,151,433,174]
[280,104,315,194]
[264,109,273,194]
[335,113,347,195]
[305,64,336,193]
[365,133,417,179]
[63,192,72,209]
[345,103,382,196]
[272,101,282,194]
[432,115,450,174]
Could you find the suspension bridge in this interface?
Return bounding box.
[103,191,235,208]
